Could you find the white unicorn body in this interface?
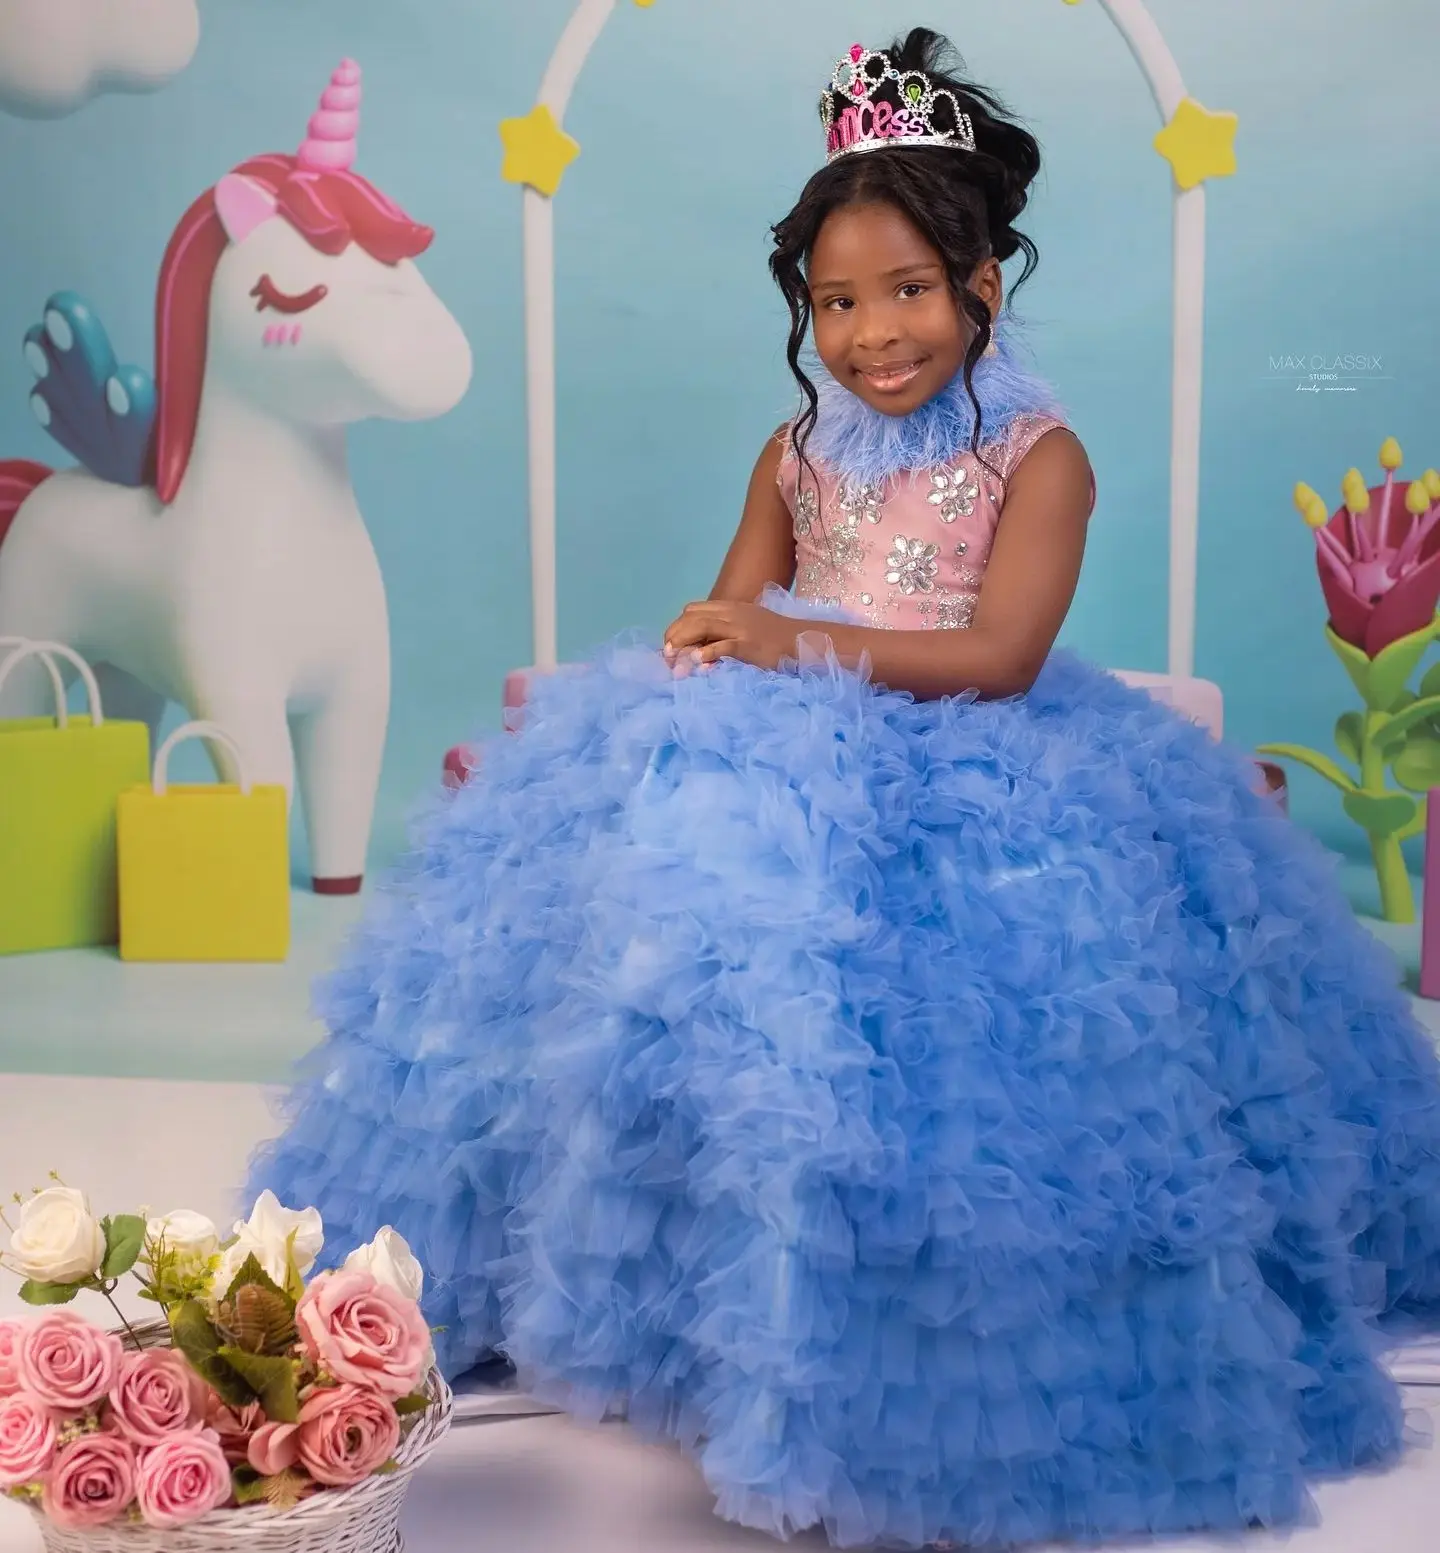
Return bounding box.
[0,62,472,892]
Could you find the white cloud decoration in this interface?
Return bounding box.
[0,0,200,119]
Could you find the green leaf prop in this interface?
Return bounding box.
[18,1280,81,1306]
[221,1253,292,1309]
[1366,620,1440,711]
[170,1299,257,1411]
[1391,734,1440,794]
[1398,800,1431,843]
[1342,790,1418,836]
[1255,743,1358,794]
[230,1468,269,1506]
[1325,627,1374,705]
[171,1299,221,1363]
[1334,713,1364,765]
[1375,695,1440,753]
[100,1215,146,1279]
[194,1357,256,1412]
[393,1392,432,1416]
[218,1347,300,1422]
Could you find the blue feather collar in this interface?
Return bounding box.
[804,322,1063,488]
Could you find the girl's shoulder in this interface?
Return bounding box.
[990,413,1096,517]
[988,410,1073,482]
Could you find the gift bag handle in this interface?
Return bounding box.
[0,639,104,728]
[0,638,68,723]
[152,720,252,797]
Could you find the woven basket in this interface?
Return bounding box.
[30,1322,453,1553]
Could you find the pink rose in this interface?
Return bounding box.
[0,1321,24,1396]
[0,1392,58,1487]
[295,1384,400,1487]
[203,1391,267,1466]
[41,1433,136,1529]
[108,1350,205,1448]
[296,1269,430,1398]
[134,1428,231,1527]
[18,1310,123,1415]
[247,1419,300,1477]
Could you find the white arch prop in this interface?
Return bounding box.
[517,0,1217,707]
[518,0,624,672]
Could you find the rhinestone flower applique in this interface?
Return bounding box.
[885,536,939,595]
[927,467,979,524]
[838,481,886,527]
[793,485,819,538]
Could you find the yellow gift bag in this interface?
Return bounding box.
[0,639,151,955]
[117,720,290,962]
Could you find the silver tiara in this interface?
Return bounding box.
[822,45,976,164]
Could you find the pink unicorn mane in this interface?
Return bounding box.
[151,62,434,504]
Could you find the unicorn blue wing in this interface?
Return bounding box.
[22,292,155,488]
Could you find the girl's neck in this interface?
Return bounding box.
[804,321,1063,487]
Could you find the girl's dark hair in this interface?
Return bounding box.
[771,28,1042,471]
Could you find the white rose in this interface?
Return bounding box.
[343,1227,424,1303]
[145,1210,219,1278]
[6,1187,106,1284]
[208,1192,323,1299]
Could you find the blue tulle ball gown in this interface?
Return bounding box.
[248,639,1440,1549]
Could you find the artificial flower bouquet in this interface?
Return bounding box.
[0,1182,451,1549]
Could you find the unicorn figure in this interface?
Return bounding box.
[0,60,472,894]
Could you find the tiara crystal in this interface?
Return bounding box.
[822,44,976,163]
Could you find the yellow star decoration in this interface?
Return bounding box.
[499,104,581,198]
[1153,97,1238,191]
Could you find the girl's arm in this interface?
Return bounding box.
[706,429,797,603]
[667,428,1093,700]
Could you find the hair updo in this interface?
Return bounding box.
[771,27,1043,465]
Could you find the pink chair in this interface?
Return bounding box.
[1112,670,1224,740]
[442,669,535,789]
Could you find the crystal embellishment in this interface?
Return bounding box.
[927,467,979,524]
[838,481,886,526]
[885,536,939,595]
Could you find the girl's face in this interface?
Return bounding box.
[807,201,1001,418]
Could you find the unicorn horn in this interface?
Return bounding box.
[297,58,361,172]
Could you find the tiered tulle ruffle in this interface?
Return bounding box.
[249,637,1440,1549]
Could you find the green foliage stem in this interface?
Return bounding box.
[1266,615,1440,925]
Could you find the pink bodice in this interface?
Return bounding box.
[778,412,1083,630]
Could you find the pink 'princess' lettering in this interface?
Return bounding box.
[827,101,926,157]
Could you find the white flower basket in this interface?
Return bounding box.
[28,1324,453,1553]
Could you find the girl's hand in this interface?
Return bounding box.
[663,601,799,671]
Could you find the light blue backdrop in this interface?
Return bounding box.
[0,0,1435,874]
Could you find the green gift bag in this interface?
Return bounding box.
[0,639,151,955]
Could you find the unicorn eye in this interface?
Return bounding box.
[249,275,328,315]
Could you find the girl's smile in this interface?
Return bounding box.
[856,359,927,394]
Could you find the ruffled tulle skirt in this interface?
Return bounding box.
[248,633,1440,1549]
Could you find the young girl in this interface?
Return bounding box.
[250,29,1440,1550]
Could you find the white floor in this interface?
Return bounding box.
[0,1073,1438,1553]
